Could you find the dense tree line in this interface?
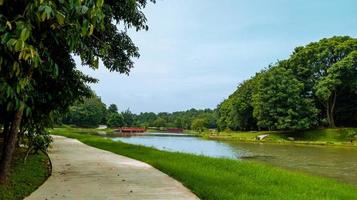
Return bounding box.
[61,95,217,131]
[61,95,135,128]
[218,36,357,131]
[134,109,217,131]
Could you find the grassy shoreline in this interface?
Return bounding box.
[52,127,357,200]
[199,128,357,147]
[0,144,50,200]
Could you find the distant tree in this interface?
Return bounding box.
[152,117,166,128]
[122,109,134,127]
[191,118,207,133]
[108,104,118,113]
[107,112,124,128]
[252,66,318,130]
[63,95,107,128]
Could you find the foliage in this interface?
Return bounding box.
[285,36,357,127]
[191,118,207,132]
[134,108,217,129]
[62,95,107,128]
[152,117,167,128]
[107,104,118,114]
[218,36,357,131]
[315,51,357,126]
[217,76,259,131]
[252,66,318,130]
[122,109,134,127]
[107,112,124,128]
[0,0,155,182]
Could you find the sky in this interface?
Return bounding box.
[77,0,357,113]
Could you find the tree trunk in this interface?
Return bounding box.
[1,120,10,154]
[326,102,331,127]
[326,92,337,128]
[0,108,24,184]
[330,92,337,128]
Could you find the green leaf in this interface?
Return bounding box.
[93,57,99,69]
[56,11,65,25]
[6,21,11,29]
[44,5,53,19]
[25,107,31,117]
[81,6,89,14]
[96,0,104,7]
[41,11,47,21]
[89,24,94,36]
[20,28,30,41]
[15,39,24,51]
[81,19,89,36]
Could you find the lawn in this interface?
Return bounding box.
[0,142,50,200]
[202,128,357,146]
[52,127,357,200]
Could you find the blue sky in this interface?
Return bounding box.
[78,0,357,113]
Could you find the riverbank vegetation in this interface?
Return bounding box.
[53,127,357,200]
[201,128,357,146]
[0,143,50,200]
[217,36,357,131]
[60,98,218,131]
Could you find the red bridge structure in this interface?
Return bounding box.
[116,127,146,133]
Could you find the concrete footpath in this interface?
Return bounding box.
[25,135,199,200]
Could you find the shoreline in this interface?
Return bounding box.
[198,128,357,148]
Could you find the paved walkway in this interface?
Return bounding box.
[26,136,199,200]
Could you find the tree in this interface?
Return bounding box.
[108,104,118,113]
[315,51,357,127]
[63,95,107,127]
[152,117,166,128]
[286,36,357,127]
[191,118,207,133]
[107,112,124,128]
[252,66,318,130]
[0,0,154,183]
[122,109,134,127]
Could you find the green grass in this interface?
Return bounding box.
[52,127,357,200]
[201,128,357,146]
[0,143,50,200]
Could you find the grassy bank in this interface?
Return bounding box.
[201,128,357,147]
[0,143,50,200]
[52,127,357,200]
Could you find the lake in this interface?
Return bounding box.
[111,133,357,184]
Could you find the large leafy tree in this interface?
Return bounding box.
[252,66,318,130]
[0,0,154,183]
[315,51,357,127]
[286,36,357,127]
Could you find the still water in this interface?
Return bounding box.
[111,133,357,184]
